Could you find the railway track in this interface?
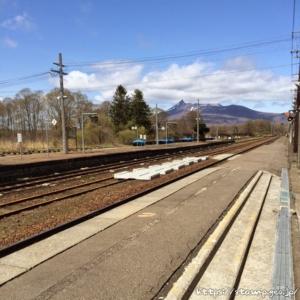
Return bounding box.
[0,177,123,219]
[0,143,231,193]
[0,137,272,218]
[0,138,263,194]
[0,136,276,255]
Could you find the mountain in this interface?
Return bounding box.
[166,100,286,125]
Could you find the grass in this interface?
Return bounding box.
[0,139,123,153]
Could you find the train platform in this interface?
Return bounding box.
[0,141,206,166]
[0,139,232,183]
[0,138,297,300]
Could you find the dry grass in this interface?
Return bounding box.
[0,139,58,152]
[0,139,121,153]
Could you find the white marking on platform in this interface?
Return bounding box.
[212,153,234,160]
[0,166,221,286]
[194,187,207,196]
[228,154,241,160]
[137,212,156,218]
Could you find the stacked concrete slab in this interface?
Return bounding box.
[114,156,208,180]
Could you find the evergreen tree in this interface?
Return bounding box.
[129,89,151,131]
[109,85,130,132]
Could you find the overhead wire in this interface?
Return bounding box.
[0,35,292,93]
[64,46,290,75]
[65,37,291,68]
[0,72,51,85]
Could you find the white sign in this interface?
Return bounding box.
[139,134,143,139]
[143,135,146,140]
[17,133,22,143]
[51,119,57,126]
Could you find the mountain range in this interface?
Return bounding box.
[165,100,286,125]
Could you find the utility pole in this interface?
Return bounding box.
[45,119,49,157]
[51,53,68,154]
[166,122,168,145]
[297,63,300,167]
[196,99,200,143]
[155,104,159,145]
[292,48,300,166]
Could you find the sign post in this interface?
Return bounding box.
[17,133,22,159]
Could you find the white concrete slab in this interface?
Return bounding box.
[235,175,280,299]
[189,173,272,300]
[114,156,209,180]
[0,166,222,286]
[164,171,263,300]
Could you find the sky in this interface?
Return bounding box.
[0,0,299,112]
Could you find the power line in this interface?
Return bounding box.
[0,51,290,93]
[0,36,291,93]
[292,0,297,38]
[0,75,51,90]
[65,37,291,68]
[0,72,50,85]
[291,0,298,78]
[2,62,292,96]
[64,46,290,73]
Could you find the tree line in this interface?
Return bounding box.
[0,85,155,150]
[0,84,285,152]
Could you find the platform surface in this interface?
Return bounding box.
[0,138,288,300]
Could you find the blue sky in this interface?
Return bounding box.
[0,0,298,112]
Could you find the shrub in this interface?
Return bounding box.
[118,129,136,145]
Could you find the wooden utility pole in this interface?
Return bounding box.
[51,53,68,154]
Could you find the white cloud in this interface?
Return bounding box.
[52,57,291,107]
[2,37,17,48]
[60,62,143,101]
[1,12,34,31]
